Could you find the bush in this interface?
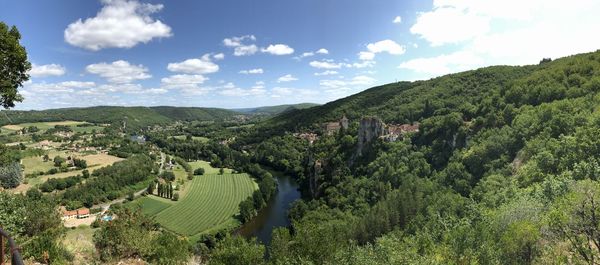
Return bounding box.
[194,167,205,175]
[172,193,179,201]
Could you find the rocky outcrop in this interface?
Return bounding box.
[356,117,386,157]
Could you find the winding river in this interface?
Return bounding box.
[237,172,301,245]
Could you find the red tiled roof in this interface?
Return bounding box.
[77,208,90,215]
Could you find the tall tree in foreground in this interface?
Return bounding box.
[0,21,30,108]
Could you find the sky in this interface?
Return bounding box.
[1,0,600,110]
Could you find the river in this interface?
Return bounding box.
[236,171,301,245]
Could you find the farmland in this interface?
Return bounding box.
[1,120,104,134]
[130,160,257,239]
[155,172,257,237]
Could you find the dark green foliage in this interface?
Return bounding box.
[61,155,154,207]
[94,208,190,264]
[160,171,176,181]
[194,167,205,175]
[0,22,30,108]
[0,161,22,188]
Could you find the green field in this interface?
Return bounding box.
[172,135,210,143]
[1,121,104,134]
[154,173,256,236]
[130,196,173,216]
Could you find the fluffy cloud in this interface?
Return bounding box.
[316,48,329,54]
[262,44,295,55]
[64,0,172,51]
[398,51,484,76]
[213,53,225,60]
[393,16,402,24]
[320,75,376,89]
[309,60,343,69]
[24,81,96,93]
[358,51,375,61]
[314,70,338,76]
[223,35,258,56]
[29,64,66,77]
[277,74,298,82]
[366,40,405,55]
[86,60,151,83]
[161,74,208,89]
[219,82,266,97]
[239,68,264,74]
[403,0,600,77]
[294,48,328,60]
[167,54,219,74]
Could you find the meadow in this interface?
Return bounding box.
[130,160,256,239]
[1,120,104,134]
[155,173,257,237]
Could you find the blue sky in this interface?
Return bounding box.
[1,0,599,110]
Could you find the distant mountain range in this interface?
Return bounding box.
[0,103,320,130]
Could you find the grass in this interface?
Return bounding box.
[154,173,257,237]
[1,121,104,134]
[130,196,173,216]
[63,225,97,264]
[172,135,210,143]
[188,160,233,175]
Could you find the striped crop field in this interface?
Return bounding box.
[154,173,257,236]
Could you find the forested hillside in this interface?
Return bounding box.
[217,50,600,264]
[0,106,239,130]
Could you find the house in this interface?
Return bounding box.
[130,135,146,144]
[61,207,91,220]
[61,209,78,220]
[381,122,420,142]
[77,208,90,219]
[321,115,349,136]
[294,132,319,144]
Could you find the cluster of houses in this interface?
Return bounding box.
[381,123,420,142]
[61,207,90,220]
[294,116,420,144]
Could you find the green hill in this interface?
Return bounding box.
[234,50,600,263]
[233,103,319,115]
[0,106,240,130]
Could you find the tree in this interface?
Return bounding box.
[43,154,50,162]
[0,161,22,188]
[194,167,205,175]
[172,193,179,201]
[549,180,600,264]
[219,168,225,175]
[209,236,265,265]
[161,171,176,181]
[147,182,155,194]
[53,156,65,167]
[0,22,30,108]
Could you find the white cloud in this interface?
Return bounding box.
[398,51,484,76]
[314,70,338,76]
[86,60,151,83]
[366,40,405,55]
[316,48,329,54]
[403,0,600,77]
[349,60,376,69]
[277,74,298,82]
[29,64,66,77]
[64,0,172,51]
[223,35,256,47]
[252,81,265,89]
[320,75,376,89]
[24,81,96,93]
[358,51,375,61]
[213,53,225,60]
[161,74,208,89]
[223,35,258,56]
[239,68,264,74]
[219,82,266,97]
[167,54,219,74]
[262,44,294,55]
[309,60,343,69]
[393,16,402,24]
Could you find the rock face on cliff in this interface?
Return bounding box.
[356,117,386,157]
